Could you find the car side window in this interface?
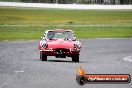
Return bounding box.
[43,32,47,40]
[72,31,76,41]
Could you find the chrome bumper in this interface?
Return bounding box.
[40,48,80,52]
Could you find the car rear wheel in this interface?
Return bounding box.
[40,51,47,61]
[72,55,79,62]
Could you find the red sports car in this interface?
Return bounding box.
[39,29,81,62]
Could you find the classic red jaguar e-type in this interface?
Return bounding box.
[39,29,81,62]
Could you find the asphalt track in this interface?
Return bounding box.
[0,39,132,88]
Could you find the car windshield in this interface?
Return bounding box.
[46,31,74,39]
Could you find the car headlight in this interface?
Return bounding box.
[74,41,81,49]
[42,43,48,48]
[74,43,79,48]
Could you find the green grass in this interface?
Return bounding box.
[0,7,132,25]
[0,25,132,40]
[0,7,132,40]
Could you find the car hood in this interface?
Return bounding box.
[46,39,74,49]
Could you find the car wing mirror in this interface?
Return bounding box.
[40,37,43,40]
[73,37,76,41]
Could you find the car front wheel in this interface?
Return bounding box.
[72,55,79,62]
[40,51,47,61]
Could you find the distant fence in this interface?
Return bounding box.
[20,0,132,4]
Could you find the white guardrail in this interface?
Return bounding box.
[0,2,132,10]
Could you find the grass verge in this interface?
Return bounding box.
[0,25,132,40]
[0,7,132,40]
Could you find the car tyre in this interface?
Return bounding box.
[72,55,79,62]
[76,75,86,85]
[40,51,47,61]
